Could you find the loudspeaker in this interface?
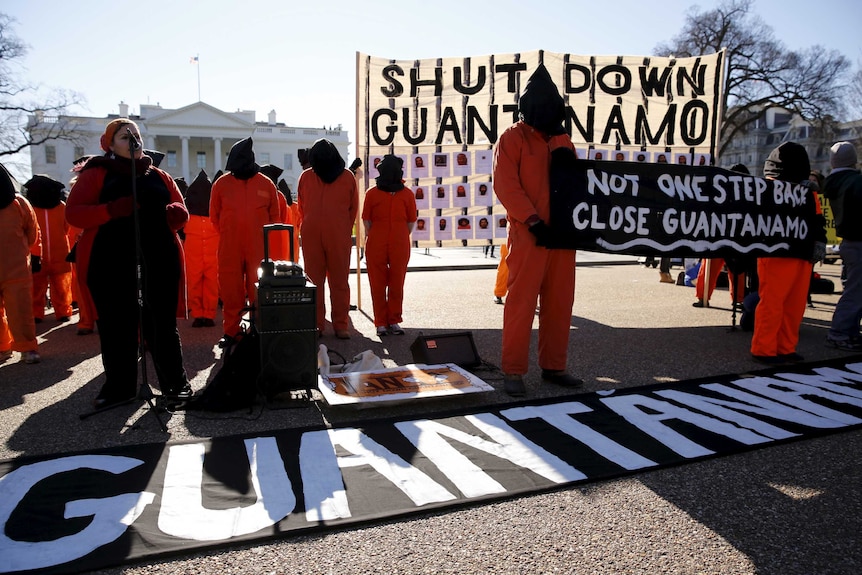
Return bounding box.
[410,332,481,368]
[257,283,318,396]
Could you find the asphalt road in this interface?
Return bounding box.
[1,252,859,575]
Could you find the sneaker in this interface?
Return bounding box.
[0,349,12,363]
[376,326,388,337]
[541,370,584,387]
[163,383,193,401]
[58,316,71,323]
[494,296,504,305]
[218,334,236,348]
[22,351,41,364]
[388,323,405,335]
[825,336,862,352]
[503,374,526,397]
[692,300,705,308]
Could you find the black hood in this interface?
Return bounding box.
[763,142,810,183]
[145,149,166,168]
[185,169,212,217]
[24,174,65,209]
[278,178,293,206]
[309,139,345,184]
[519,64,566,136]
[225,137,259,180]
[259,164,283,186]
[375,154,404,192]
[0,163,18,210]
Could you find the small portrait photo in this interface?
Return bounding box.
[431,184,450,209]
[613,151,629,162]
[457,217,471,230]
[432,153,450,178]
[474,150,493,174]
[453,151,471,176]
[635,152,648,163]
[410,154,429,179]
[434,216,453,240]
[654,152,669,164]
[589,148,608,161]
[413,217,431,241]
[474,181,493,207]
[475,215,493,239]
[413,186,429,210]
[674,153,691,165]
[370,155,384,177]
[452,184,469,208]
[695,153,711,166]
[455,217,473,240]
[494,214,509,239]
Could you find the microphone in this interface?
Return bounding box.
[126,127,141,151]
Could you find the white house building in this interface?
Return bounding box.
[26,101,350,192]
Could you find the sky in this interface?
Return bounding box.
[3,0,861,179]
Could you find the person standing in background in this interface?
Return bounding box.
[184,170,219,328]
[361,155,417,337]
[297,139,359,339]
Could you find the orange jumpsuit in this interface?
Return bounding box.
[297,168,359,333]
[67,225,96,331]
[0,195,41,353]
[210,172,279,337]
[493,122,577,375]
[494,242,510,299]
[31,203,73,320]
[361,185,417,328]
[695,258,745,304]
[184,214,220,320]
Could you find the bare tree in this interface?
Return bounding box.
[655,0,851,157]
[0,13,84,163]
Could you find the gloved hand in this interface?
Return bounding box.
[811,241,827,264]
[165,201,188,231]
[528,220,554,247]
[107,196,135,219]
[30,255,41,274]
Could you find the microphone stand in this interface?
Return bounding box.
[80,130,167,431]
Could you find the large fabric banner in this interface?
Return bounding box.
[547,156,821,259]
[356,50,726,247]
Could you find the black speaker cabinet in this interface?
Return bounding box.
[410,332,481,368]
[257,283,318,396]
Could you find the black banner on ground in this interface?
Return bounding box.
[1,357,861,574]
[547,154,821,260]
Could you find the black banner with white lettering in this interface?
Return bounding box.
[547,155,822,259]
[2,357,861,573]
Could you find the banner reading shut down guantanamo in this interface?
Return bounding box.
[356,49,725,247]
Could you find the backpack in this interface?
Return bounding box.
[186,326,261,412]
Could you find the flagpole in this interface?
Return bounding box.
[196,54,201,101]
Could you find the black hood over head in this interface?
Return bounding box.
[145,149,166,168]
[518,64,566,136]
[763,141,810,184]
[309,139,346,184]
[375,154,404,192]
[185,169,212,217]
[174,177,188,196]
[278,178,293,206]
[225,137,259,180]
[24,174,65,209]
[0,163,18,210]
[259,164,283,186]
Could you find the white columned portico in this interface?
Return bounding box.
[181,136,190,182]
[214,137,223,173]
[146,135,155,151]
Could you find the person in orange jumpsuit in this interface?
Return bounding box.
[0,163,42,364]
[493,241,510,304]
[492,64,583,396]
[210,137,280,347]
[67,155,97,335]
[361,155,417,337]
[25,174,74,323]
[183,169,219,328]
[66,119,191,408]
[297,139,359,339]
[750,142,826,364]
[259,164,291,262]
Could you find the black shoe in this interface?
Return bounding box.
[692,300,705,308]
[503,374,526,397]
[162,384,193,400]
[541,370,584,387]
[34,317,43,324]
[778,352,805,363]
[752,354,785,365]
[93,392,137,409]
[494,296,503,305]
[202,318,216,327]
[76,327,94,335]
[218,334,235,348]
[58,316,70,323]
[191,317,205,328]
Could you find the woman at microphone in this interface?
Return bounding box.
[66,119,192,408]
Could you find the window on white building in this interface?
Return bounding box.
[283,153,293,171]
[197,151,206,169]
[45,145,56,164]
[74,146,84,160]
[167,151,177,168]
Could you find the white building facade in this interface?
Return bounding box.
[26,101,350,191]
